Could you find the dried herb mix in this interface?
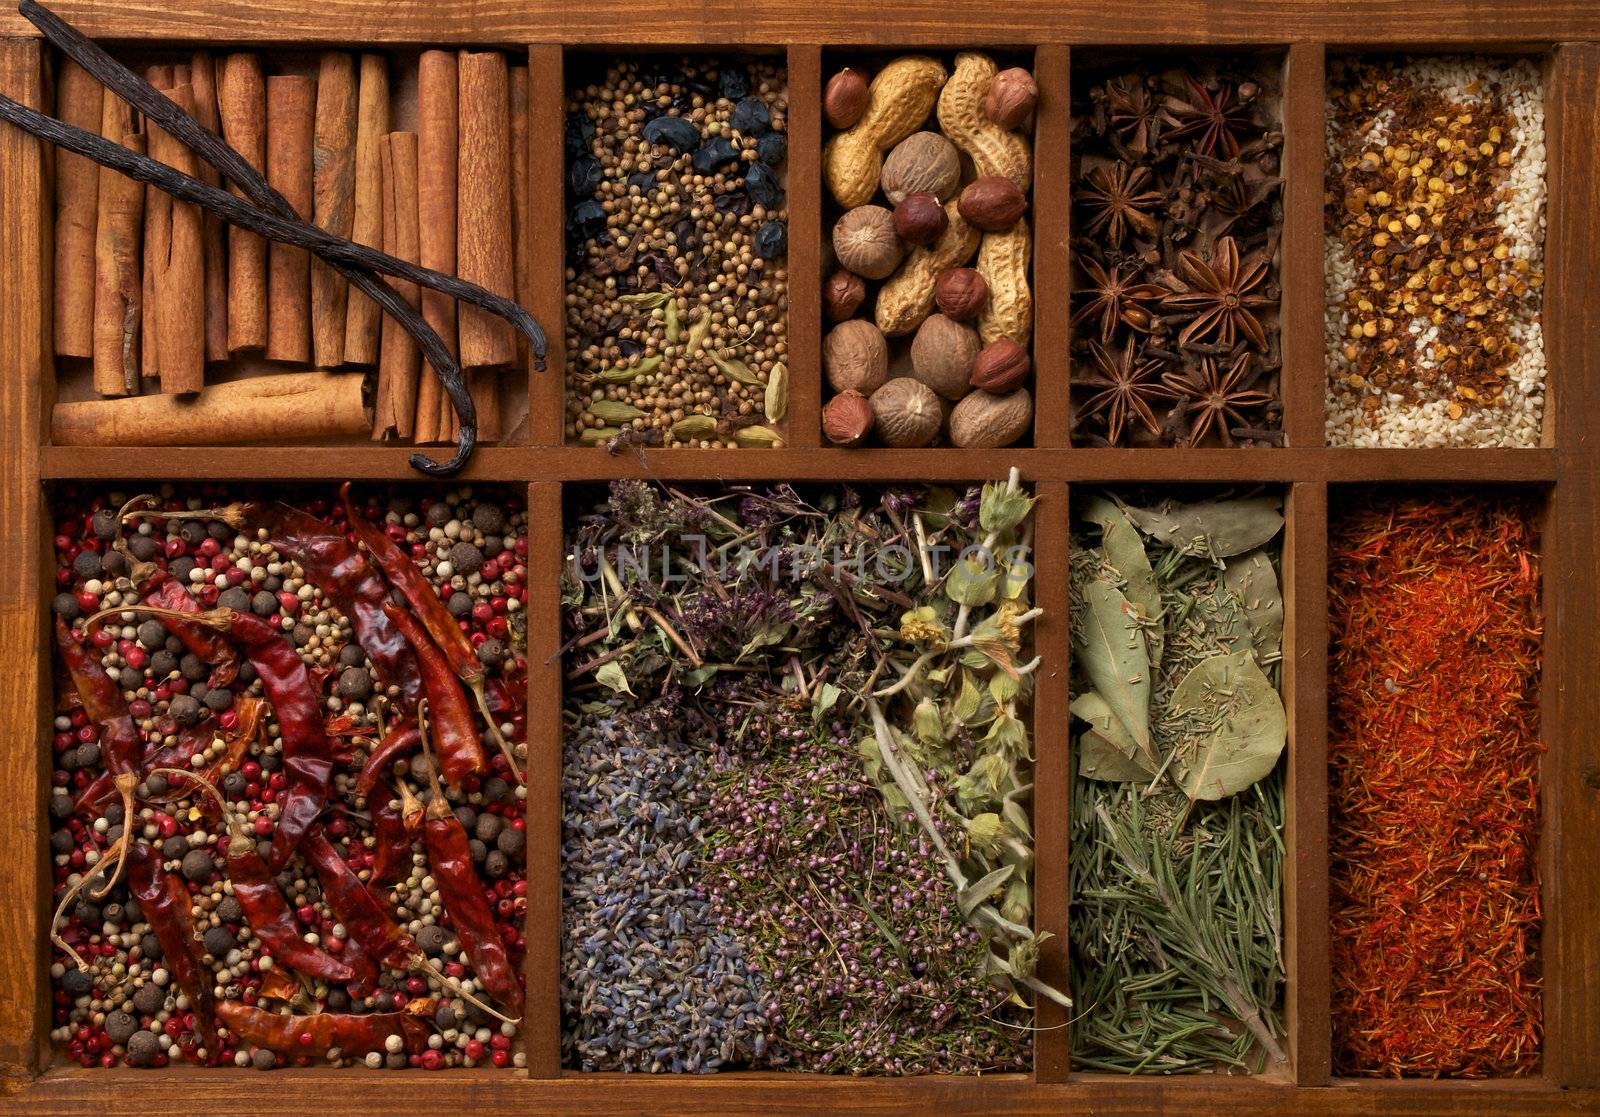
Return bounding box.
[1070,63,1284,447]
[564,58,789,449]
[1068,491,1288,1073]
[1329,492,1542,1076]
[561,477,1059,1073]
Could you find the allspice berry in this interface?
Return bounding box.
[824,269,868,322]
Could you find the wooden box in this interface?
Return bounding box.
[1,2,1596,1113]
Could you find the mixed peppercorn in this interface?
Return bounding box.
[48,484,528,1070]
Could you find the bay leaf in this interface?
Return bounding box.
[1070,690,1143,761]
[1223,549,1283,662]
[1082,495,1163,668]
[1077,730,1157,782]
[1071,580,1154,766]
[1170,650,1287,801]
[1122,495,1285,560]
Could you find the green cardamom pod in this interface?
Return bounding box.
[589,400,647,423]
[764,362,788,424]
[618,291,669,309]
[685,315,711,354]
[578,426,622,445]
[671,414,719,441]
[664,300,680,344]
[597,355,661,384]
[735,425,784,448]
[712,354,764,387]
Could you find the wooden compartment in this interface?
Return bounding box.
[1,3,1597,1114]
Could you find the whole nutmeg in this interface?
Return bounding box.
[949,387,1033,448]
[870,377,944,448]
[822,390,875,447]
[969,338,1031,394]
[832,205,903,280]
[824,68,870,130]
[957,176,1028,232]
[984,67,1039,130]
[824,269,868,322]
[823,318,889,395]
[880,131,962,205]
[910,314,981,400]
[934,267,989,321]
[893,193,948,246]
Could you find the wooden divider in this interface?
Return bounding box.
[1031,46,1070,449]
[1281,44,1325,449]
[1283,481,1330,1083]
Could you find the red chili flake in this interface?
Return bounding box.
[1329,491,1542,1078]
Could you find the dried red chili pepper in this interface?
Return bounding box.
[152,769,356,986]
[369,785,411,887]
[132,501,421,704]
[217,997,435,1058]
[126,840,221,1060]
[53,615,140,897]
[88,604,333,871]
[74,695,264,816]
[380,602,486,788]
[417,703,524,1017]
[356,720,420,798]
[342,484,521,780]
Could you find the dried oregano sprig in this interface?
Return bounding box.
[1067,491,1288,1072]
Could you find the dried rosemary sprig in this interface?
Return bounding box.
[1067,491,1288,1073]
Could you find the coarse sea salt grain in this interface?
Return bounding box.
[1324,56,1546,448]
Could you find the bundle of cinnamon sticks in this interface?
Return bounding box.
[50,47,532,446]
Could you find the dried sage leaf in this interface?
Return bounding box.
[980,481,1035,535]
[1077,730,1157,782]
[959,864,1016,918]
[1122,495,1284,560]
[946,552,1000,608]
[1170,650,1287,801]
[1223,549,1283,662]
[1072,580,1154,767]
[764,362,789,424]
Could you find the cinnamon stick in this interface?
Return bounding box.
[374,131,421,441]
[147,81,204,395]
[413,49,457,444]
[52,57,100,358]
[140,64,172,384]
[456,51,515,397]
[218,53,267,354]
[187,51,229,362]
[266,74,315,364]
[91,95,143,397]
[342,53,389,365]
[311,52,357,368]
[53,370,369,446]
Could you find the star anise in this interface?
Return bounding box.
[1162,349,1276,447]
[1163,76,1259,159]
[1106,75,1161,155]
[1160,235,1272,350]
[1076,162,1163,246]
[1072,257,1166,343]
[1072,338,1179,445]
